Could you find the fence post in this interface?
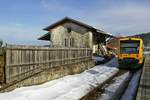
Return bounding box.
[0,47,5,83]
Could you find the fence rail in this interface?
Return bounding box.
[1,45,92,83]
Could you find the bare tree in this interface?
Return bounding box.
[0,39,3,47]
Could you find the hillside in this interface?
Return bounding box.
[132,32,150,47]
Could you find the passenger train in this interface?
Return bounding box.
[118,37,144,69]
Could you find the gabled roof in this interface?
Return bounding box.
[43,17,96,31]
[38,17,113,41]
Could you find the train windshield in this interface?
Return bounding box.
[120,40,140,54]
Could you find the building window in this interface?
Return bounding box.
[65,38,68,47]
[65,39,67,47]
[67,27,71,33]
[64,38,74,47]
[70,38,74,47]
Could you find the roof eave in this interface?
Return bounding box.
[96,29,112,36]
[38,32,50,41]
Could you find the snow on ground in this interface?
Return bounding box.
[105,57,119,67]
[0,60,118,100]
[92,56,104,62]
[144,51,150,55]
[99,72,129,100]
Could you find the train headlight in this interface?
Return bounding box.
[119,55,122,58]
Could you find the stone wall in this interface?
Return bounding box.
[0,61,94,92]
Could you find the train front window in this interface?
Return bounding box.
[120,41,140,54]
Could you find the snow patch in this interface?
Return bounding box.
[0,66,118,100]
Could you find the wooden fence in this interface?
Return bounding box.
[1,45,92,84]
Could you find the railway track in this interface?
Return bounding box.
[80,57,144,100]
[81,68,143,100]
[98,69,132,100]
[81,69,131,100]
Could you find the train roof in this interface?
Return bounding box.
[119,37,143,41]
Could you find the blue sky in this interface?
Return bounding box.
[0,0,150,45]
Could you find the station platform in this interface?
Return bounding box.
[136,56,150,100]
